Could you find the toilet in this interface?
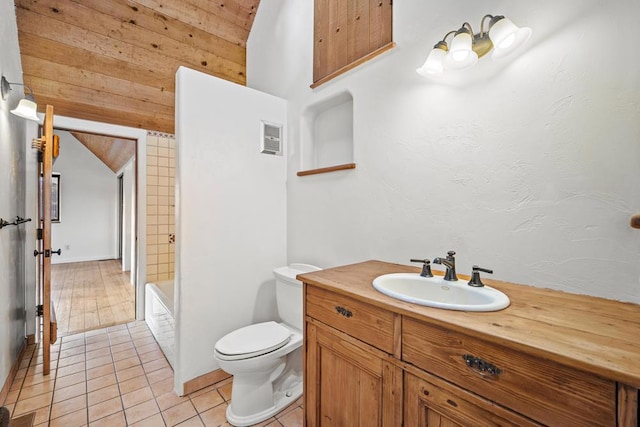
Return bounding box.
[213,263,321,426]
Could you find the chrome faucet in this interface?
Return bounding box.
[433,251,458,281]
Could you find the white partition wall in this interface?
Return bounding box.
[175,67,287,393]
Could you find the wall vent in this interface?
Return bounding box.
[261,121,283,155]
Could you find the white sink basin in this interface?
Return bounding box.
[372,273,510,312]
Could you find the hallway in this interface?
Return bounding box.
[51,260,135,337]
[1,321,303,426]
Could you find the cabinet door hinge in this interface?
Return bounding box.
[37,228,43,240]
[36,304,43,317]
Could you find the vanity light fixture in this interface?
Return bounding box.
[417,15,532,77]
[1,75,40,121]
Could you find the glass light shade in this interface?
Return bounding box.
[417,47,447,76]
[445,32,478,70]
[489,17,532,60]
[11,98,40,121]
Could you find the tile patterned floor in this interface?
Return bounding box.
[2,321,303,427]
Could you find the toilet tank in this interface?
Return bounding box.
[274,263,321,330]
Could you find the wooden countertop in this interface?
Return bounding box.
[298,260,640,388]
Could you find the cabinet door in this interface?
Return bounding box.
[305,321,402,427]
[405,370,541,427]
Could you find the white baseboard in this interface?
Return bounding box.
[52,255,118,265]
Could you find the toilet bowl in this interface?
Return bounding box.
[213,263,321,427]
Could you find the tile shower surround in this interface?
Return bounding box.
[146,132,176,284]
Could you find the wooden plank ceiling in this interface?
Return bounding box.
[71,131,136,173]
[14,0,260,134]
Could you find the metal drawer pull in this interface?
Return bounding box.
[462,354,502,377]
[335,306,353,318]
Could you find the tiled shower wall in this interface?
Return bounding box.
[146,132,175,283]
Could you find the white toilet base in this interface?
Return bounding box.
[225,374,303,427]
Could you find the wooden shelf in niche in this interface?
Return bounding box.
[297,163,356,177]
[298,91,354,177]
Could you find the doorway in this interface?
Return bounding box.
[48,129,137,336]
[25,116,149,341]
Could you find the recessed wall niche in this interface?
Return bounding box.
[299,91,355,176]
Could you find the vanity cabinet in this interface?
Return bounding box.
[301,261,639,427]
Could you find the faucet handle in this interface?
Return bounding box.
[468,265,493,287]
[410,258,433,277]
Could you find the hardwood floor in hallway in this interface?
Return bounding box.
[51,260,135,337]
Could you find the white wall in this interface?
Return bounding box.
[51,131,118,264]
[248,0,640,303]
[0,0,28,389]
[175,67,287,392]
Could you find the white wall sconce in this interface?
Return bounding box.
[1,75,40,121]
[417,15,531,76]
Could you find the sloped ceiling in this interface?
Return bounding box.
[15,0,259,134]
[71,131,136,173]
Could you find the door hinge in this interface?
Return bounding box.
[37,228,42,240]
[36,304,43,317]
[37,151,43,163]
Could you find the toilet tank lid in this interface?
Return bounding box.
[215,321,291,357]
[273,263,321,282]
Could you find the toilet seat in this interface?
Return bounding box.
[215,321,291,361]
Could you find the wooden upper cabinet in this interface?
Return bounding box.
[312,0,393,87]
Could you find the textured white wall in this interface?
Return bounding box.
[0,0,28,390]
[248,0,640,302]
[51,131,118,264]
[175,67,287,392]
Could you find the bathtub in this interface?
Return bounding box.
[145,281,175,368]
